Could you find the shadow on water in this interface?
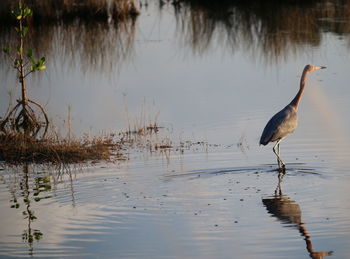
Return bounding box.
[262,172,333,259]
[172,0,350,62]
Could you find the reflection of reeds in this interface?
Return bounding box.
[0,18,136,73]
[0,0,139,25]
[57,20,136,73]
[174,0,350,62]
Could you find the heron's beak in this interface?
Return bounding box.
[315,66,327,70]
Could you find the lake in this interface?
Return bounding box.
[1,0,350,258]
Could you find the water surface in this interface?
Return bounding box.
[1,0,350,258]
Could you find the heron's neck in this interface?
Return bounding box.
[290,69,310,110]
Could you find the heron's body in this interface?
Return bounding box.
[260,64,326,168]
[260,104,297,145]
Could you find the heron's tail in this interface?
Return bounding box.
[259,138,269,146]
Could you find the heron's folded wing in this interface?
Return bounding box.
[260,105,297,145]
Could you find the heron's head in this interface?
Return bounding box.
[306,64,327,72]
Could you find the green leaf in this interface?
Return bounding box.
[23,7,32,17]
[30,59,45,72]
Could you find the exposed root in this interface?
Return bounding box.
[0,99,49,140]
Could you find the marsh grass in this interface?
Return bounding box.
[0,115,169,165]
[0,99,210,165]
[0,133,123,164]
[0,120,213,165]
[0,96,173,165]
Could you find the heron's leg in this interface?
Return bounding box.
[276,142,281,167]
[278,138,286,169]
[272,142,279,164]
[277,155,281,168]
[275,171,285,196]
[273,140,285,169]
[277,142,285,171]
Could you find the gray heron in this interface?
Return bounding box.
[260,64,326,168]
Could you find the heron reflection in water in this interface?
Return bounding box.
[260,65,326,169]
[262,173,333,259]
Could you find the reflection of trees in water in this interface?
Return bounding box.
[0,18,136,74]
[262,173,333,259]
[7,164,75,256]
[173,0,350,62]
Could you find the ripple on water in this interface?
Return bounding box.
[0,155,348,258]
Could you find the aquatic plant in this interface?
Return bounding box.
[1,0,49,139]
